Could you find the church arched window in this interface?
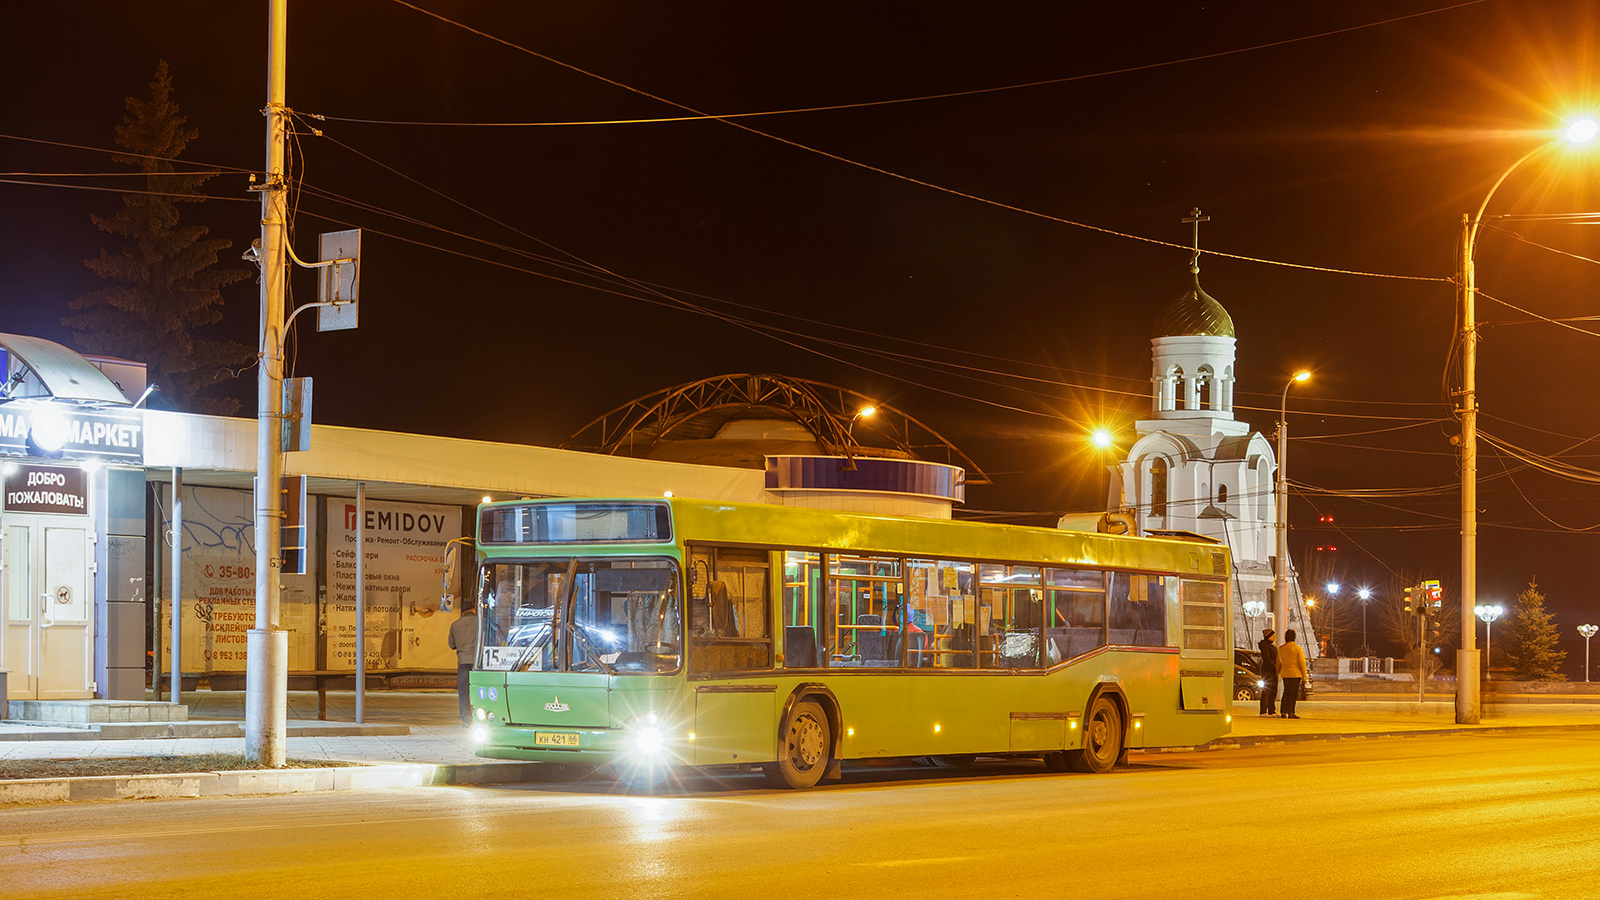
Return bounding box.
[1197,365,1215,410]
[1217,484,1228,506]
[1149,458,1168,518]
[1171,368,1186,410]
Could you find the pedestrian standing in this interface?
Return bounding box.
[448,601,479,727]
[1257,628,1279,717]
[1279,628,1308,719]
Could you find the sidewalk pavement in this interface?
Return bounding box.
[0,691,483,766]
[4,691,1600,769]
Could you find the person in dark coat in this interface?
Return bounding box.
[1257,628,1279,716]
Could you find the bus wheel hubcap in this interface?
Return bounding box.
[792,715,824,769]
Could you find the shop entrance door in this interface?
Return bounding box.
[3,516,94,700]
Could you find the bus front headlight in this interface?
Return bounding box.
[471,725,489,744]
[634,726,664,755]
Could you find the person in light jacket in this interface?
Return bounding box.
[1278,628,1308,719]
[448,601,479,726]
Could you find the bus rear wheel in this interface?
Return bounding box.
[763,699,831,789]
[1065,695,1123,774]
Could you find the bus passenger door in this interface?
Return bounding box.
[692,686,777,765]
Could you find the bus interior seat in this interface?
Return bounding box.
[784,626,818,668]
[856,614,892,661]
[708,581,734,636]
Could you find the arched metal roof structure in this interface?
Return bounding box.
[563,373,990,485]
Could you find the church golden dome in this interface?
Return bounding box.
[1154,273,1235,339]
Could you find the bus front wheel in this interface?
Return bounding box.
[763,699,831,789]
[1065,695,1123,774]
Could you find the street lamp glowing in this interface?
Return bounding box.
[1357,587,1371,600]
[857,405,876,419]
[1292,370,1311,383]
[1566,119,1599,145]
[1091,428,1113,449]
[1325,582,1339,595]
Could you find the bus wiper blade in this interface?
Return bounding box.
[565,618,616,675]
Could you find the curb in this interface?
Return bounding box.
[0,721,411,742]
[0,760,551,807]
[1138,720,1600,754]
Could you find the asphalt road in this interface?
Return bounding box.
[3,730,1597,900]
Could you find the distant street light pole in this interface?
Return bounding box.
[1274,371,1311,649]
[1580,624,1598,683]
[1474,604,1504,680]
[1243,600,1266,643]
[1358,587,1372,659]
[841,404,876,471]
[1325,582,1340,656]
[1457,118,1597,725]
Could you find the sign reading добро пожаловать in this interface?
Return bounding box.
[3,463,88,514]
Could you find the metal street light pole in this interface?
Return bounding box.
[1474,604,1503,681]
[246,0,290,766]
[1358,587,1372,660]
[1580,625,1598,683]
[1457,119,1597,725]
[1274,371,1310,649]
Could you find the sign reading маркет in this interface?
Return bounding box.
[0,406,142,461]
[3,463,88,514]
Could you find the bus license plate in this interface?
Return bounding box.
[534,732,580,747]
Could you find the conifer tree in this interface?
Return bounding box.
[65,61,250,414]
[1500,580,1567,681]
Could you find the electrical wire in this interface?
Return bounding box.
[378,0,1456,285]
[326,1,1489,128]
[1476,289,1600,339]
[0,132,257,174]
[0,178,252,202]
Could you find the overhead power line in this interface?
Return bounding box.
[378,0,1455,285]
[321,1,1488,128]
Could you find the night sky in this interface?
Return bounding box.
[4,1,1599,670]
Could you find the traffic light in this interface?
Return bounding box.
[1404,587,1415,614]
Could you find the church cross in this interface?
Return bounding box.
[1181,207,1210,274]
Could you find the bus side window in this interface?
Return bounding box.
[910,560,974,669]
[688,547,772,674]
[1109,572,1167,647]
[783,551,823,668]
[980,564,1043,669]
[1045,567,1107,662]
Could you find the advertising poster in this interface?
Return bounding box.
[325,496,463,672]
[158,485,318,673]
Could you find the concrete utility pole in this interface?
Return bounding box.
[1457,213,1482,725]
[1274,371,1309,647]
[246,0,290,766]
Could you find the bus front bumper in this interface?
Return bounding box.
[469,719,690,767]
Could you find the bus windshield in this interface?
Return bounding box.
[477,558,682,674]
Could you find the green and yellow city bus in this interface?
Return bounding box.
[467,497,1234,788]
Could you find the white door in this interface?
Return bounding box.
[2,517,94,699]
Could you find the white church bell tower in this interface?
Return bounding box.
[1103,209,1315,654]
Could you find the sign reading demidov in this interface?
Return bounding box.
[0,405,143,461]
[4,463,88,514]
